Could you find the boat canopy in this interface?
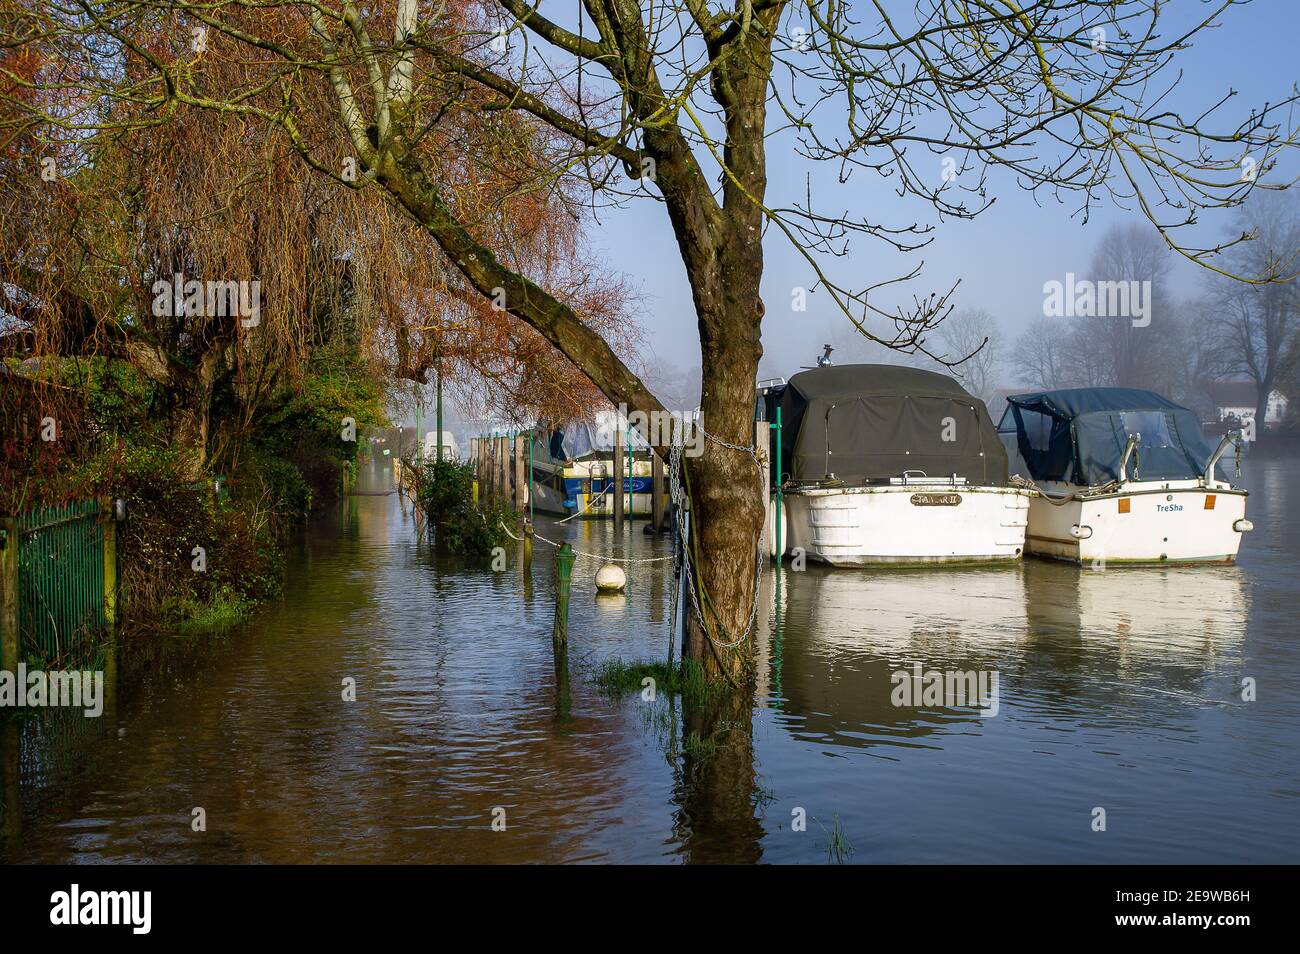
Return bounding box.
[773,364,1008,486]
[998,387,1216,486]
[548,411,651,462]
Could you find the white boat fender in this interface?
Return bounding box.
[1070,524,1093,540]
[1234,519,1254,533]
[596,564,627,592]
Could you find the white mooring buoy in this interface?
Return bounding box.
[595,564,627,593]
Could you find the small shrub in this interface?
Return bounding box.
[415,458,517,558]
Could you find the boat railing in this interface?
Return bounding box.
[1204,429,1243,486]
[1118,433,1141,483]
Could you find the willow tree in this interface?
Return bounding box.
[0,0,632,479]
[6,0,1294,682]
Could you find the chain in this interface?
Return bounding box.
[497,518,675,564]
[668,419,765,652]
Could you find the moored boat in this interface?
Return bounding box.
[997,388,1251,564]
[766,364,1031,566]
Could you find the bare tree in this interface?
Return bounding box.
[3,0,1295,683]
[1011,315,1070,391]
[938,308,1000,404]
[1206,191,1300,427]
[1083,224,1174,388]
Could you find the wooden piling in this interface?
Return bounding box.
[1,721,18,839]
[497,436,510,504]
[513,434,526,512]
[613,427,625,535]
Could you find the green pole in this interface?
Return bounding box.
[415,398,423,464]
[435,361,443,463]
[772,405,783,565]
[553,542,574,646]
[552,542,574,719]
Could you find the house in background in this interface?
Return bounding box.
[1204,379,1288,430]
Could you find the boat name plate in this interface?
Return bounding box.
[910,493,962,507]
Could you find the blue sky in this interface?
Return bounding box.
[580,0,1299,387]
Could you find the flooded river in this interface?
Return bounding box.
[3,453,1299,863]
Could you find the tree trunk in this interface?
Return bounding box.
[1255,376,1271,437]
[166,345,225,481]
[676,689,763,862]
[683,328,765,686]
[677,21,774,687]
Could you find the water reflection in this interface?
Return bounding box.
[765,560,1249,754]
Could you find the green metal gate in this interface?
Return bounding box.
[1,500,114,664]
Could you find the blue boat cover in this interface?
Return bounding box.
[998,387,1216,486]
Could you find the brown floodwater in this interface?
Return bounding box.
[2,451,1298,863]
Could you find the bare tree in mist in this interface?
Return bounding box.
[1205,192,1300,427]
[937,308,1001,405]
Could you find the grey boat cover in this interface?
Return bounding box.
[997,388,1216,486]
[548,418,650,462]
[774,364,1008,486]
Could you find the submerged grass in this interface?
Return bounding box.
[168,586,251,636]
[593,658,727,703]
[818,814,855,865]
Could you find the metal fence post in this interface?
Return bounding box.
[101,498,117,632]
[0,517,18,675]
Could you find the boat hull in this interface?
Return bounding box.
[1024,481,1248,564]
[777,485,1030,566]
[562,459,659,518]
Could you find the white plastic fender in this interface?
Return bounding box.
[595,564,627,592]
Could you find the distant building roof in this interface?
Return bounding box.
[1206,380,1260,407]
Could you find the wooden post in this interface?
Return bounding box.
[0,516,18,677]
[496,436,510,504]
[102,499,117,632]
[613,427,624,535]
[652,451,666,532]
[1,720,18,839]
[552,543,574,717]
[513,434,526,513]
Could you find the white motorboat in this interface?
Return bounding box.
[997,388,1251,565]
[764,364,1031,566]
